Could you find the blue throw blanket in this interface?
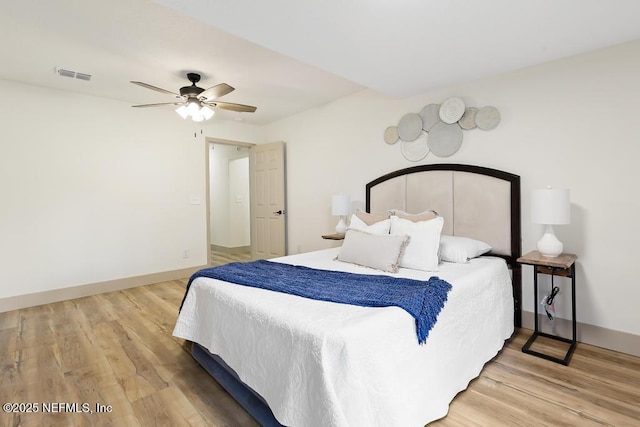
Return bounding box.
[181,260,452,344]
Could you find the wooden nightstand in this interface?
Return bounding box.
[322,233,345,240]
[517,250,577,365]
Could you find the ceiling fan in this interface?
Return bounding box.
[131,72,257,122]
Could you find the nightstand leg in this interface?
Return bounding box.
[522,268,542,358]
[533,268,539,332]
[571,266,577,343]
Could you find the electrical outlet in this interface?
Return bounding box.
[190,195,201,205]
[183,249,190,259]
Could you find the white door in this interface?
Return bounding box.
[250,141,286,259]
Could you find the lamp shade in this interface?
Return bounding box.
[531,187,570,225]
[331,194,350,216]
[176,101,215,122]
[201,105,215,120]
[176,105,189,119]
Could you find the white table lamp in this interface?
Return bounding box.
[531,187,570,257]
[331,194,351,234]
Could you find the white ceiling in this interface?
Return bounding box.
[1,0,640,125]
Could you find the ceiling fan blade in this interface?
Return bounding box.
[131,81,180,97]
[199,83,235,101]
[207,101,257,113]
[132,102,183,108]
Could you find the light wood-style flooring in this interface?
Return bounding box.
[209,249,251,267]
[1,278,639,426]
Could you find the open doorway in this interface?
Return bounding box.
[207,138,254,266]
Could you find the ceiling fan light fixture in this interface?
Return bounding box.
[176,102,214,122]
[186,99,201,115]
[176,105,189,119]
[201,105,215,120]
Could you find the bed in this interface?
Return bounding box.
[173,163,522,426]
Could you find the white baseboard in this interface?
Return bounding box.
[0,265,205,313]
[522,310,640,358]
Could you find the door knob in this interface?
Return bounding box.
[273,210,285,215]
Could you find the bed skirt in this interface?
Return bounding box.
[191,342,285,427]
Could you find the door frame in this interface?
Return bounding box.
[204,136,255,266]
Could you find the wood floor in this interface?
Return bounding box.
[209,249,252,267]
[1,278,639,426]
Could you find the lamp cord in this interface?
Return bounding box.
[540,271,560,324]
[546,274,560,306]
[541,272,560,335]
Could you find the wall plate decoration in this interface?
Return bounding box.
[384,126,399,144]
[385,97,500,160]
[458,107,478,130]
[401,132,429,161]
[439,97,465,124]
[419,104,441,131]
[428,122,463,157]
[476,106,501,130]
[397,113,423,141]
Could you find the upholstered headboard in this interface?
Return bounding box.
[366,164,522,327]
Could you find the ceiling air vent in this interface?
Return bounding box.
[55,67,92,81]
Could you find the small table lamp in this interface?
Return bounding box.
[331,194,351,234]
[531,187,570,257]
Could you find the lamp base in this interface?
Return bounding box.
[537,225,563,257]
[335,216,347,234]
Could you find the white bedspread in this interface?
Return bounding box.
[173,248,514,426]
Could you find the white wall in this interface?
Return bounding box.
[209,143,250,248]
[229,157,251,247]
[0,79,260,300]
[263,40,640,337]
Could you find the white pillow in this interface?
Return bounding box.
[389,216,444,271]
[439,235,492,263]
[336,229,409,273]
[348,213,391,235]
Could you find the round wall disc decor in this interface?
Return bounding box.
[439,97,465,124]
[419,104,441,131]
[384,126,399,144]
[397,113,423,141]
[458,107,478,130]
[386,97,500,160]
[428,122,463,157]
[401,132,429,162]
[476,106,501,130]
